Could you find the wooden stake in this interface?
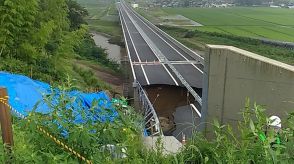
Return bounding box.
[0,88,14,148]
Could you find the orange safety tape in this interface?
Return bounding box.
[0,98,93,164]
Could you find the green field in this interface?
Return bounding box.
[163,7,294,42]
[77,0,122,37]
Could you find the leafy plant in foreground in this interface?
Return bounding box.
[1,83,293,163]
[179,100,294,164]
[0,80,143,163]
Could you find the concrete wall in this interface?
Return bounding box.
[202,45,294,132]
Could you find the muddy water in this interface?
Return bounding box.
[91,33,121,64]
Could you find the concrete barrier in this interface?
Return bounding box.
[202,45,294,133]
[143,136,183,155]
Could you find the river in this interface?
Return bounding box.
[91,33,121,64]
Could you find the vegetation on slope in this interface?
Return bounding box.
[160,26,294,64]
[178,101,294,163]
[0,0,119,91]
[0,81,143,163]
[1,88,293,163]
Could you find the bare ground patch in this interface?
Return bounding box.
[73,59,123,94]
[159,15,203,27]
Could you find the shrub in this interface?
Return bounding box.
[179,100,294,163]
[0,81,143,163]
[184,30,195,38]
[72,65,112,91]
[1,81,293,163]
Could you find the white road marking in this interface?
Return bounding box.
[190,104,201,117]
[121,4,179,86]
[132,61,200,65]
[118,6,137,80]
[123,0,204,64]
[120,6,150,85]
[121,2,202,105]
[123,3,203,74]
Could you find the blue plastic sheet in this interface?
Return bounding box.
[0,71,118,123]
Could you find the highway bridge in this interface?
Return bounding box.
[117,1,204,136]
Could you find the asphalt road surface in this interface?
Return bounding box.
[118,2,203,89]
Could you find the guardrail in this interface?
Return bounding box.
[121,2,202,106]
[117,3,137,81]
[123,1,204,64]
[118,3,162,136]
[135,82,162,136]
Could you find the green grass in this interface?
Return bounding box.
[159,26,294,64]
[87,19,122,37]
[0,83,145,163]
[107,3,119,16]
[162,7,294,42]
[77,0,122,37]
[138,7,294,64]
[76,0,107,18]
[1,95,294,163]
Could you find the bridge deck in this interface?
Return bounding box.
[118,2,203,88]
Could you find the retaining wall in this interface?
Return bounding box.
[202,45,294,133]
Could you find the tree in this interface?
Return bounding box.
[0,0,89,81]
[0,0,38,59]
[183,0,190,7]
[66,0,89,30]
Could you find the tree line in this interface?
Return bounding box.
[234,0,293,6]
[178,0,294,6]
[0,0,116,83]
[0,0,87,62]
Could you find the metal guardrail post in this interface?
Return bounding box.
[119,2,163,136]
[134,81,162,136]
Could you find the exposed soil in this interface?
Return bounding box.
[73,59,123,94]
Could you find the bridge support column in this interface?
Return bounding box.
[132,82,141,113]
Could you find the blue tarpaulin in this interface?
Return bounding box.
[0,71,118,123]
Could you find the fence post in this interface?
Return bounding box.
[0,88,14,150]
